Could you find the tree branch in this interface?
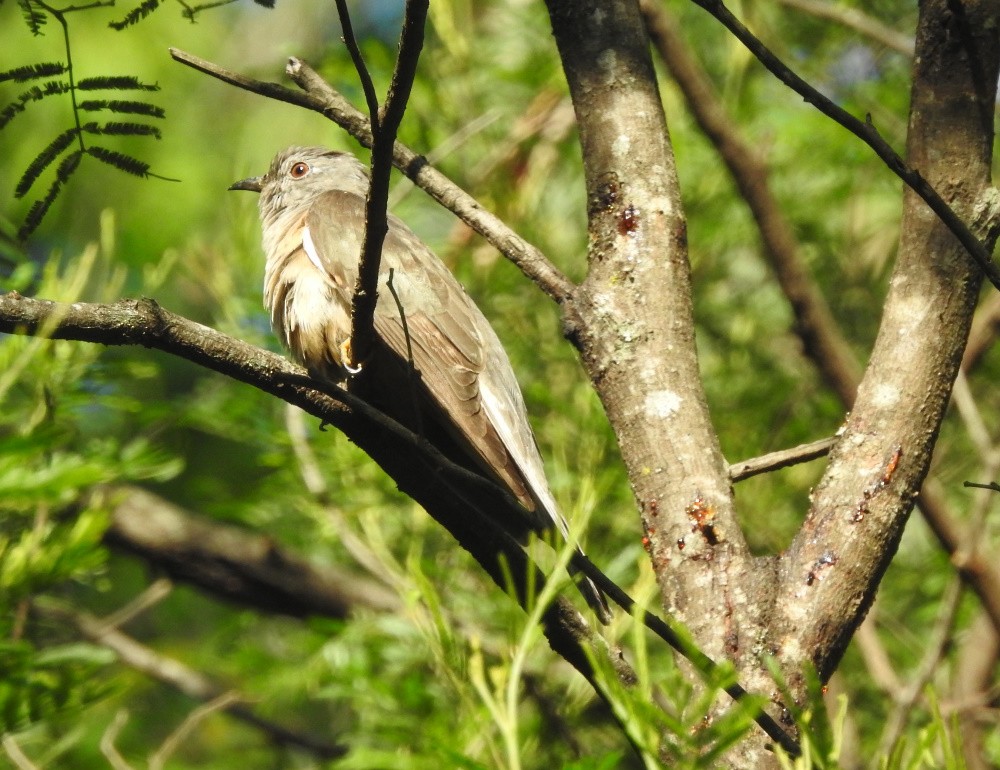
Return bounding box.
[771,0,1000,687]
[344,0,429,367]
[641,0,862,407]
[35,602,346,759]
[168,48,574,304]
[686,0,1000,292]
[773,0,914,56]
[0,292,619,698]
[0,291,798,756]
[728,437,836,483]
[99,485,402,618]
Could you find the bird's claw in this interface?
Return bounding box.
[341,339,363,375]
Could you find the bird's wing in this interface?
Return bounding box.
[303,190,552,525]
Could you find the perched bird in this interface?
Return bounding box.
[231,146,609,623]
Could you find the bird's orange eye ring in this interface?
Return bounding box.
[289,162,310,179]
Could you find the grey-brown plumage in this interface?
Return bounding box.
[232,146,609,622]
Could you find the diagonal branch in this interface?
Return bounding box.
[0,292,619,685]
[168,48,573,304]
[342,0,429,367]
[35,602,346,759]
[0,291,798,755]
[641,0,861,407]
[686,0,1000,292]
[773,0,914,56]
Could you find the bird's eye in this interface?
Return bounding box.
[289,162,310,179]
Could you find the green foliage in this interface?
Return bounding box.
[2,1,167,239]
[0,0,996,768]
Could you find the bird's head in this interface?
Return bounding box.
[230,146,370,225]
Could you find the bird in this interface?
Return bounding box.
[231,146,609,623]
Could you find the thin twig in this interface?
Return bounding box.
[349,0,430,367]
[99,577,173,629]
[149,692,242,770]
[99,710,135,770]
[686,0,1000,292]
[728,436,837,482]
[36,601,347,759]
[333,0,379,121]
[1,736,41,770]
[167,48,573,303]
[877,577,964,757]
[773,0,914,56]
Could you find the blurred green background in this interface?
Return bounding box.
[2,0,997,767]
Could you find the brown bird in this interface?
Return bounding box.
[232,146,609,623]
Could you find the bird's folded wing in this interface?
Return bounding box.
[304,191,537,514]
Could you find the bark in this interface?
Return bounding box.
[545,1,778,763]
[770,0,1000,689]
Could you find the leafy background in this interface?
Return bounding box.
[1,0,997,767]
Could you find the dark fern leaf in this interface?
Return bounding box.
[78,100,165,119]
[56,149,83,182]
[15,128,78,199]
[108,0,160,30]
[80,121,162,139]
[76,76,159,92]
[0,62,66,84]
[0,82,72,131]
[252,0,276,9]
[17,0,47,35]
[15,150,82,240]
[18,159,73,241]
[85,146,150,178]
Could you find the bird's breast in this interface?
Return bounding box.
[264,244,351,380]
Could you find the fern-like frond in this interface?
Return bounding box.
[84,146,150,177]
[15,128,78,199]
[17,151,81,240]
[0,63,66,84]
[76,76,159,92]
[108,0,161,30]
[0,82,72,131]
[77,100,165,119]
[16,0,47,35]
[80,121,162,139]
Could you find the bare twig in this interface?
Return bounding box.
[346,0,429,367]
[1,736,41,770]
[167,48,573,303]
[99,710,135,770]
[877,577,964,756]
[728,436,836,482]
[149,692,242,770]
[333,0,379,119]
[35,602,347,759]
[773,0,915,56]
[641,0,862,406]
[99,577,173,630]
[685,0,1000,291]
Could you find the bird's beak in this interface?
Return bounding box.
[229,176,263,193]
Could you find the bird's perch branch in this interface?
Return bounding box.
[0,291,797,755]
[168,48,574,303]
